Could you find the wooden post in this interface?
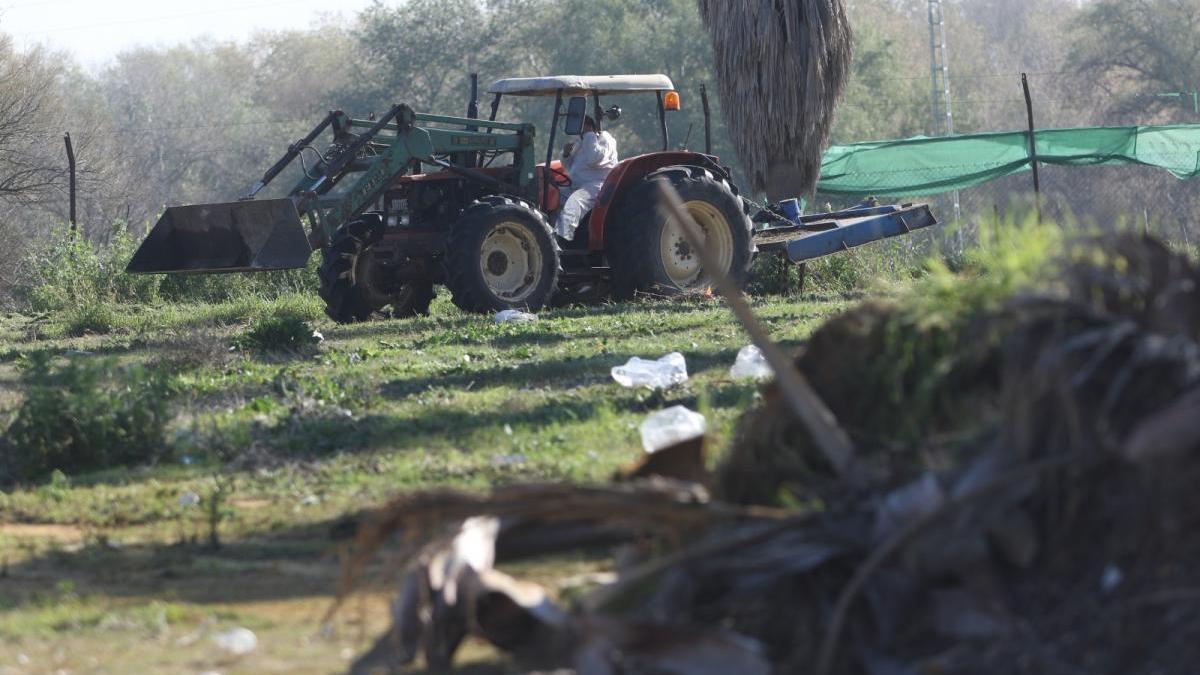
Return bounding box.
[64,133,77,236]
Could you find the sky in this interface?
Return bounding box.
[0,0,377,69]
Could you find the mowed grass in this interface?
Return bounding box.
[0,291,847,673]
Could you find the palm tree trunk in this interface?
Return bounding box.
[698,0,853,203]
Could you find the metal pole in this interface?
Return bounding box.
[927,1,942,135]
[467,73,479,121]
[1021,73,1042,222]
[928,0,961,250]
[544,90,563,214]
[64,133,76,236]
[700,84,712,155]
[466,73,480,167]
[656,91,670,151]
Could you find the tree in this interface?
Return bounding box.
[1070,0,1200,123]
[830,1,927,144]
[0,37,66,208]
[0,37,71,291]
[341,0,545,116]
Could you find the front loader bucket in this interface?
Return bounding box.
[126,198,312,274]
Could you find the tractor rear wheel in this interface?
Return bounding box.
[607,166,754,300]
[318,216,434,324]
[443,196,560,313]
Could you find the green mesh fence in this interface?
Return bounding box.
[818,124,1200,198]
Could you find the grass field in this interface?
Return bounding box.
[0,291,849,673]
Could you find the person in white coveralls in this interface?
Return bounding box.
[555,115,618,240]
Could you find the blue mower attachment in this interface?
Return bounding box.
[752,200,938,263]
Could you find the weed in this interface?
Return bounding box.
[236,311,319,353]
[61,303,117,337]
[16,225,159,313]
[1,354,176,483]
[152,329,237,372]
[13,223,320,334]
[156,256,319,304]
[748,234,933,297]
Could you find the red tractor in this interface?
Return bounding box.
[127,74,755,322]
[127,74,934,322]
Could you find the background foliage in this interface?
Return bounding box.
[2,0,1199,305]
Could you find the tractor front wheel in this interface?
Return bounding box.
[607,166,754,300]
[318,216,434,324]
[443,196,560,313]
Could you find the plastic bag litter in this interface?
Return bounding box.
[495,310,538,323]
[730,345,774,380]
[212,627,258,657]
[612,352,688,389]
[640,405,707,453]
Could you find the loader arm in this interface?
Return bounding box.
[127,105,537,275]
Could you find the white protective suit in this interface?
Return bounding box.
[555,129,618,240]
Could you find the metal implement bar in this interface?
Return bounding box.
[755,204,938,263]
[312,104,408,193]
[246,110,339,199]
[413,112,528,132]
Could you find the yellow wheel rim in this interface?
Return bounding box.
[479,221,543,302]
[659,200,734,289]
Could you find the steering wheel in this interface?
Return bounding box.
[549,165,572,189]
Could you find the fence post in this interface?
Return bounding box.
[64,132,77,236]
[1022,73,1041,222]
[1020,74,1042,223]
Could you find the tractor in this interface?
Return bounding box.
[127,73,937,320]
[127,74,757,322]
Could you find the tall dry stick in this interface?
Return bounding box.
[654,180,860,484]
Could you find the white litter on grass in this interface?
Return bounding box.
[178,491,200,507]
[611,352,688,389]
[495,309,538,323]
[301,494,320,507]
[212,627,258,657]
[640,406,707,453]
[311,330,325,343]
[730,345,774,380]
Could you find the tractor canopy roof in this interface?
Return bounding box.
[487,74,675,96]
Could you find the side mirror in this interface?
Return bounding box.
[563,96,588,135]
